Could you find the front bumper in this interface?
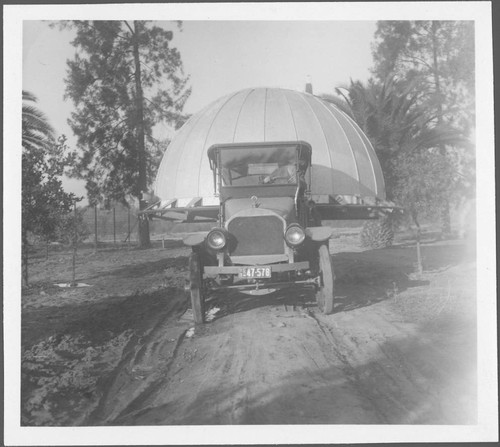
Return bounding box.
[203,261,310,277]
[202,261,319,292]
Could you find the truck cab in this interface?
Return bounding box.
[185,141,335,323]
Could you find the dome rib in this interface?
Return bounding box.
[232,88,255,143]
[283,89,299,141]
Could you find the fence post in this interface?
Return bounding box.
[416,227,423,277]
[71,201,77,286]
[128,207,131,246]
[94,204,98,253]
[113,206,116,245]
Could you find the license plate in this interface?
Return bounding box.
[238,266,272,279]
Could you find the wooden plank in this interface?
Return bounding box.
[186,197,202,208]
[142,200,162,212]
[159,198,178,209]
[141,205,219,223]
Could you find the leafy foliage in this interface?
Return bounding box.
[391,150,458,226]
[372,20,474,135]
[360,216,394,249]
[53,208,91,245]
[22,92,77,242]
[54,21,191,206]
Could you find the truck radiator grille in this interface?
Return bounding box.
[228,215,284,256]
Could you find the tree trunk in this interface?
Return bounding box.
[137,203,150,248]
[412,211,423,277]
[94,204,98,253]
[132,21,151,248]
[431,21,452,238]
[441,200,451,237]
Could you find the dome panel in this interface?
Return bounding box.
[195,90,253,196]
[344,113,386,197]
[303,95,361,195]
[264,88,298,141]
[327,104,377,196]
[174,97,226,199]
[203,89,252,148]
[155,105,208,201]
[284,90,335,194]
[233,89,267,143]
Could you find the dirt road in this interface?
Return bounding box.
[21,233,477,425]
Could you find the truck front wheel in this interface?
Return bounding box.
[316,243,335,314]
[188,251,205,324]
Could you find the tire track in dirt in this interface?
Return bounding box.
[309,303,469,424]
[303,309,391,423]
[84,288,474,425]
[85,289,192,425]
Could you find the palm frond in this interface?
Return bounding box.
[22,91,55,149]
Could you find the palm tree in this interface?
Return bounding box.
[326,77,464,158]
[22,90,55,151]
[323,77,466,199]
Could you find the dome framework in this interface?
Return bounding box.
[154,87,385,208]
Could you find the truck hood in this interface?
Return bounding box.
[224,197,295,221]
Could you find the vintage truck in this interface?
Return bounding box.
[143,88,394,323]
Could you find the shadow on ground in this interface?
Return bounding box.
[21,287,186,349]
[207,240,469,318]
[113,315,477,426]
[83,256,189,281]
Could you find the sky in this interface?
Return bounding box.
[23,20,377,202]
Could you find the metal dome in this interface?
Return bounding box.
[154,87,385,205]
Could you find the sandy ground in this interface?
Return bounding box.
[21,231,477,426]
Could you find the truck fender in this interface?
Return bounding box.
[183,232,208,247]
[306,226,333,242]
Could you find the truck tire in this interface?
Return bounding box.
[188,251,205,324]
[316,243,335,314]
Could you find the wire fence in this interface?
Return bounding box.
[78,204,213,247]
[81,204,139,244]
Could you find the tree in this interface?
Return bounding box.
[54,20,191,247]
[22,91,77,285]
[53,207,90,245]
[371,20,475,236]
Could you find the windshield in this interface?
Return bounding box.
[219,145,297,186]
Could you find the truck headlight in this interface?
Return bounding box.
[285,224,305,247]
[206,228,227,250]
